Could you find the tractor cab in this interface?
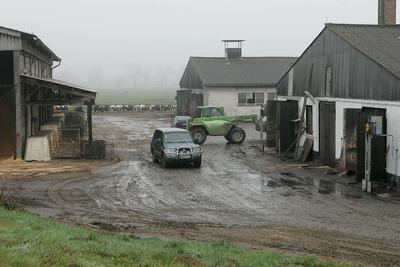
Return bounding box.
[175,105,255,145]
[196,106,225,118]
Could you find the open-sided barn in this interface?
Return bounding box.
[0,26,96,161]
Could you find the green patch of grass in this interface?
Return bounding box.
[0,191,21,211]
[96,90,176,105]
[0,207,351,267]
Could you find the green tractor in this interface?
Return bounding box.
[185,106,257,145]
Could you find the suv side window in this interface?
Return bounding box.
[153,130,163,143]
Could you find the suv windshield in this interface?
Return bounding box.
[164,132,193,144]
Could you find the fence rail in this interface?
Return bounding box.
[50,142,81,159]
[50,140,115,160]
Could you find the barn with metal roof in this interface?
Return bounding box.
[275,20,400,190]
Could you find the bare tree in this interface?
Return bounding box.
[114,75,127,90]
[87,66,104,89]
[141,67,152,89]
[126,64,143,89]
[155,66,174,89]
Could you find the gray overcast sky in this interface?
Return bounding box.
[1,0,399,90]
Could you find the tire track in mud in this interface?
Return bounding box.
[229,145,400,235]
[201,145,322,224]
[1,114,400,266]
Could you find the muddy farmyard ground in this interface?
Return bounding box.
[1,112,400,267]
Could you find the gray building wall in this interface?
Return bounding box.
[277,27,400,100]
[179,60,204,89]
[16,44,54,158]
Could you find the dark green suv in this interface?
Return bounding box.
[151,128,202,168]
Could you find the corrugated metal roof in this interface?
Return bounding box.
[0,27,22,51]
[0,26,60,61]
[327,23,400,79]
[20,74,97,98]
[189,57,297,87]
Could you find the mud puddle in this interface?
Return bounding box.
[0,113,399,266]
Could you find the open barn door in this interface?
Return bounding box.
[356,107,387,182]
[319,101,336,166]
[278,100,298,152]
[0,51,15,160]
[265,100,278,147]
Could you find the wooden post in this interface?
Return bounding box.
[294,94,308,159]
[13,51,22,159]
[294,64,313,160]
[87,103,93,145]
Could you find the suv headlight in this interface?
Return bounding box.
[164,148,176,154]
[192,147,202,153]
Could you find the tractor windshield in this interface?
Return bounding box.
[202,107,224,117]
[164,132,193,144]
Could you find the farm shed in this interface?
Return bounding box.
[0,26,96,161]
[276,5,400,185]
[178,40,297,116]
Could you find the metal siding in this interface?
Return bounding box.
[278,28,400,101]
[276,75,288,95]
[0,33,21,51]
[180,60,203,89]
[21,39,55,65]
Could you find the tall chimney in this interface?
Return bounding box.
[222,40,244,60]
[378,0,397,25]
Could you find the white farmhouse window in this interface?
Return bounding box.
[238,92,264,105]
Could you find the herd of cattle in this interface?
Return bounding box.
[55,104,176,113]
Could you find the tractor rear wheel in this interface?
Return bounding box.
[228,127,246,144]
[190,127,207,145]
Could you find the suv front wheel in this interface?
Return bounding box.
[193,160,202,168]
[151,149,158,163]
[161,156,169,168]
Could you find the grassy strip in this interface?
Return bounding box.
[0,208,350,267]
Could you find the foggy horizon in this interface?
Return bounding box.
[2,0,399,91]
